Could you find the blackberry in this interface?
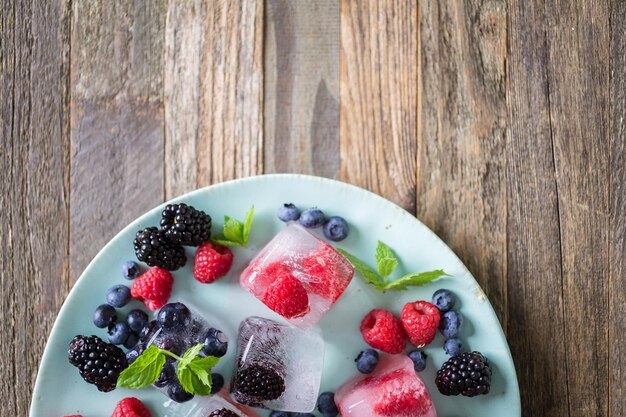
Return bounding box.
[234,364,285,401]
[435,351,492,397]
[68,335,128,392]
[209,409,239,417]
[134,227,186,271]
[160,203,212,246]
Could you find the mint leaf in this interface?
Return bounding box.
[178,344,205,367]
[178,365,213,396]
[212,206,255,247]
[242,206,255,246]
[382,270,449,291]
[223,216,244,243]
[211,234,240,247]
[177,344,221,395]
[117,345,166,389]
[375,241,399,279]
[337,248,384,290]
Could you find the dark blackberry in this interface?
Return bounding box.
[435,351,492,397]
[68,335,128,392]
[234,364,285,401]
[209,409,239,417]
[160,203,212,246]
[134,227,186,271]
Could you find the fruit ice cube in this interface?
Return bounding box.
[162,392,260,417]
[240,222,355,328]
[335,354,437,417]
[230,317,324,412]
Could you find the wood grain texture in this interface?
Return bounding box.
[0,0,71,414]
[164,0,264,198]
[340,0,418,212]
[263,0,340,177]
[417,0,508,324]
[70,0,166,282]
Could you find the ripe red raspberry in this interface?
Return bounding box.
[131,267,173,310]
[401,300,441,348]
[373,369,433,416]
[360,309,407,354]
[302,243,352,302]
[111,397,151,417]
[262,270,310,319]
[194,242,234,283]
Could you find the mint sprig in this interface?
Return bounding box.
[117,345,165,389]
[337,241,449,292]
[212,205,255,247]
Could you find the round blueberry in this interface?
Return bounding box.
[269,412,291,417]
[299,207,326,228]
[126,343,145,364]
[408,350,428,372]
[355,349,379,374]
[93,304,117,328]
[439,310,464,339]
[277,203,301,222]
[155,333,185,356]
[157,302,191,331]
[167,381,194,403]
[139,320,160,342]
[108,321,131,345]
[210,372,224,394]
[432,289,456,312]
[154,362,176,388]
[106,284,131,308]
[127,309,149,333]
[123,332,139,349]
[202,328,228,358]
[122,260,140,280]
[443,338,464,356]
[323,216,349,241]
[317,391,338,417]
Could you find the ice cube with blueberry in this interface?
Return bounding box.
[240,222,354,328]
[230,317,324,412]
[335,354,437,417]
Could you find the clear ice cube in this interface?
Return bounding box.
[335,354,437,417]
[230,316,325,412]
[240,222,355,328]
[162,392,260,417]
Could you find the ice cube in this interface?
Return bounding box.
[335,354,437,417]
[240,222,354,328]
[162,392,260,417]
[230,317,324,412]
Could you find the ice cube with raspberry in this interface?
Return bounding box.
[335,354,437,417]
[230,317,324,413]
[240,223,354,328]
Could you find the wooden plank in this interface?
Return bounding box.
[164,0,264,198]
[263,0,340,177]
[0,0,71,414]
[340,0,418,212]
[417,0,508,324]
[545,1,611,416]
[610,3,626,416]
[70,0,166,282]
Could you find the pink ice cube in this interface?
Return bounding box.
[336,355,438,417]
[240,222,354,328]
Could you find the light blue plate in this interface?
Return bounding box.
[30,174,521,417]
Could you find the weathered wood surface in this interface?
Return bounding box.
[1,1,624,416]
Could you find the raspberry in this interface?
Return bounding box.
[373,369,432,416]
[193,242,234,283]
[67,335,127,392]
[262,271,310,319]
[111,397,152,417]
[302,243,353,302]
[435,351,492,397]
[360,309,407,354]
[131,267,174,310]
[401,301,440,348]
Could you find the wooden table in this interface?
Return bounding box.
[1,1,623,416]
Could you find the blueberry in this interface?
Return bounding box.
[108,322,131,345]
[439,310,464,339]
[126,309,149,333]
[157,302,191,331]
[355,349,379,374]
[323,216,349,241]
[210,372,224,394]
[106,284,131,308]
[93,304,117,328]
[317,392,339,417]
[167,381,194,402]
[432,289,456,312]
[202,328,228,357]
[126,343,146,364]
[269,412,291,417]
[299,207,326,228]
[443,338,464,356]
[293,414,314,417]
[139,320,160,342]
[154,363,176,388]
[122,260,140,280]
[408,350,428,372]
[155,334,185,356]
[123,332,139,349]
[277,203,301,222]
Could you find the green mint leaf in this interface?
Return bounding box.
[222,215,244,244]
[382,270,449,291]
[337,248,385,290]
[211,234,240,247]
[176,345,220,395]
[178,365,213,396]
[179,344,205,366]
[117,345,166,389]
[375,241,399,279]
[242,206,255,247]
